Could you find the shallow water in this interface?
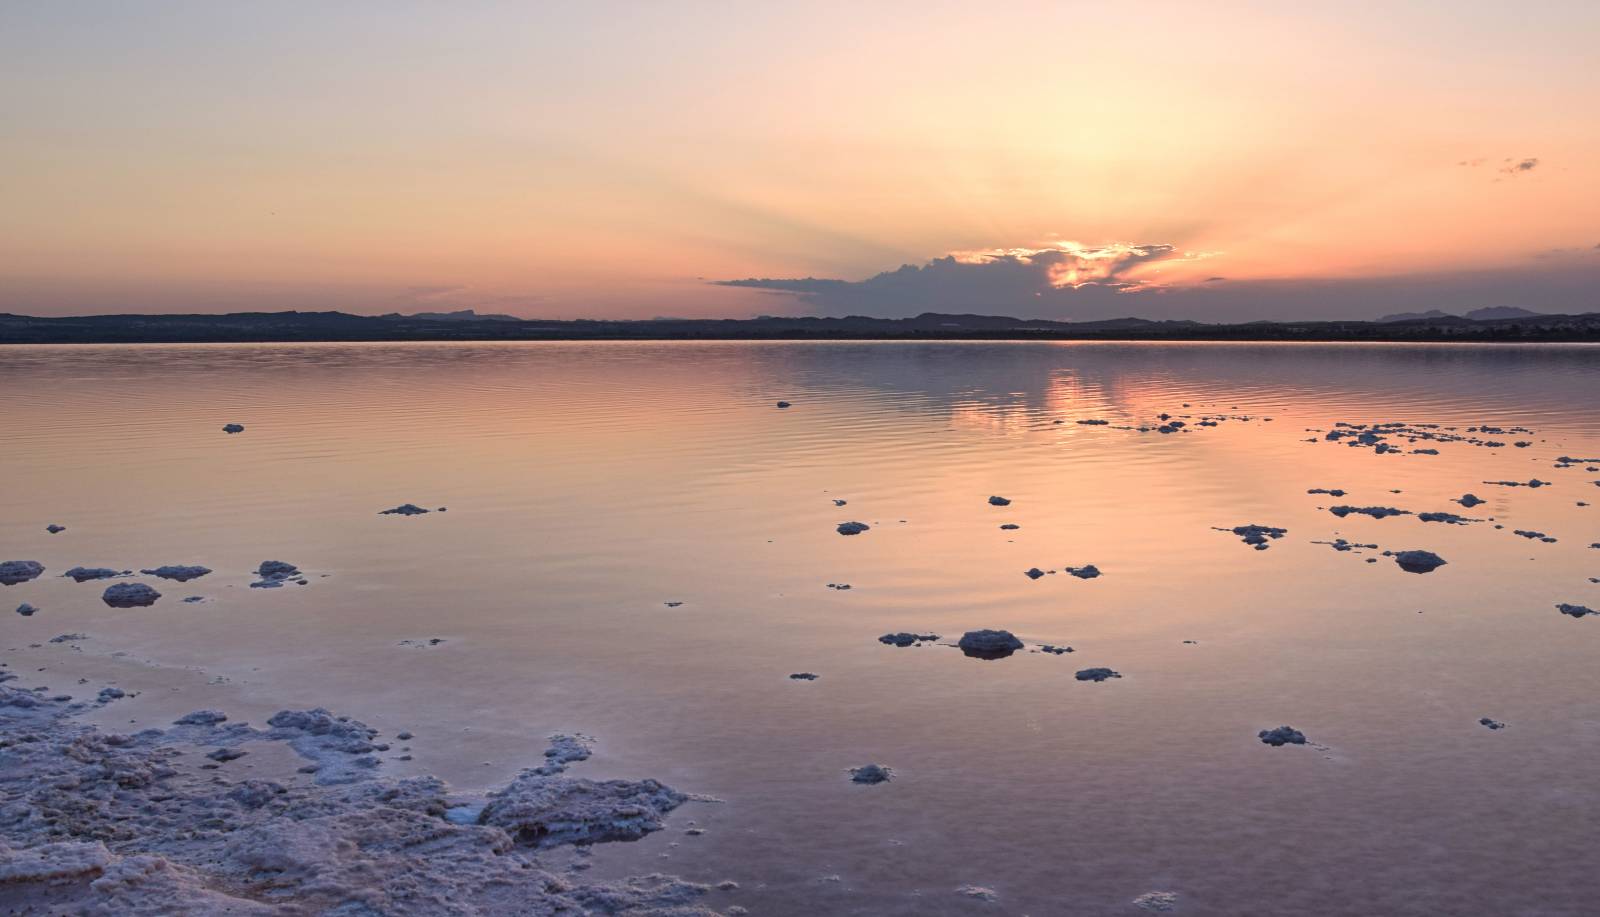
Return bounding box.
[2,340,1599,916]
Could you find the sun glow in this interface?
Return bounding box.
[945,242,1220,290]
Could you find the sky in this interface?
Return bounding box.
[1,1,1597,322]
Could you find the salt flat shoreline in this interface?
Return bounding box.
[0,638,735,916]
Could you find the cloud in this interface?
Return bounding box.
[712,242,1600,322]
[1459,156,1540,178]
[1533,243,1600,261]
[716,242,1211,318]
[718,277,852,295]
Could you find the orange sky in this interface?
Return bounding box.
[1,2,1596,320]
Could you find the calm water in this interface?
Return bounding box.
[3,341,1599,916]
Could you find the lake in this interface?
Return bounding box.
[3,340,1598,915]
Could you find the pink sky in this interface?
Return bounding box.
[2,2,1596,321]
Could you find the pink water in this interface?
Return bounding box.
[3,341,1598,915]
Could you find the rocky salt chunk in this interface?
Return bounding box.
[958,629,1024,659]
[1258,726,1307,746]
[102,582,161,608]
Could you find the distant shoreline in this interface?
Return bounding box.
[3,309,1599,345]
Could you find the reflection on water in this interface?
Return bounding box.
[2,341,1599,916]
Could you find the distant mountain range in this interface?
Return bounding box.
[1,309,1597,344]
[377,308,522,322]
[1378,306,1543,323]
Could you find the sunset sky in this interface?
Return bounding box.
[2,1,1597,321]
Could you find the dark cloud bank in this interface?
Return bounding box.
[717,244,1600,322]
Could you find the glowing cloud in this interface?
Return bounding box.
[944,243,1214,289]
[715,242,1215,317]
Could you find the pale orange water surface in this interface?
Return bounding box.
[2,341,1599,916]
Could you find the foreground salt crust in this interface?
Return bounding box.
[0,685,722,915]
